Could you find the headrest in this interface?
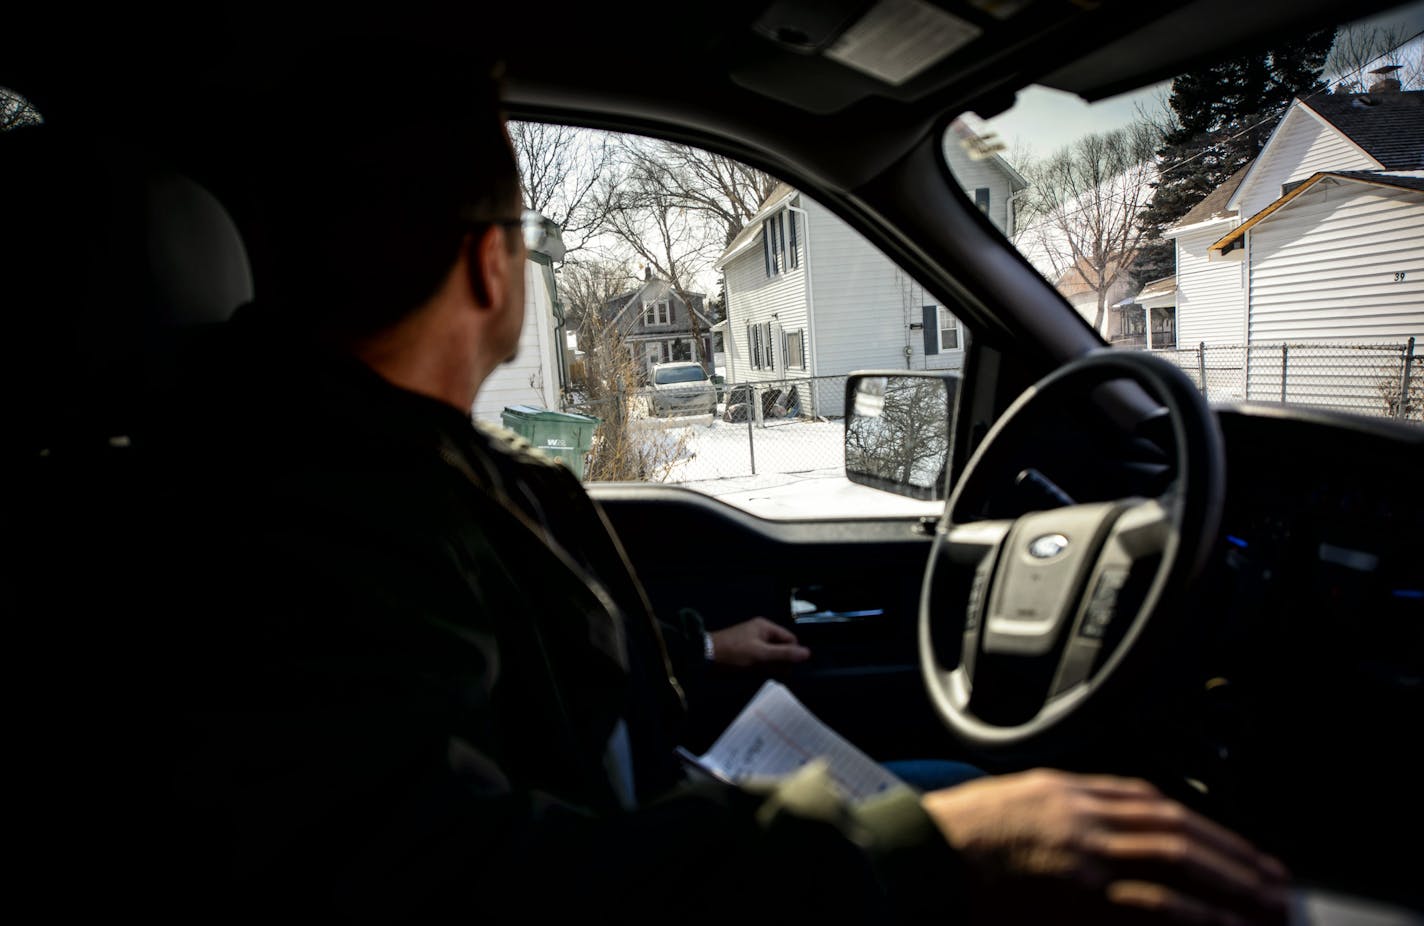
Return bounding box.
[1,126,253,453]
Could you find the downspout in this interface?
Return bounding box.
[786,202,818,378]
[541,257,569,399]
[1006,186,1030,241]
[1242,225,1252,397]
[527,252,559,406]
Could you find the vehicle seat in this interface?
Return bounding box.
[2,121,254,914]
[1,125,253,461]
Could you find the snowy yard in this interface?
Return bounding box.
[601,411,941,519]
[624,413,846,488]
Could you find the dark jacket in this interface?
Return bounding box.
[112,319,965,921]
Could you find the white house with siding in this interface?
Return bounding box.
[473,257,565,426]
[1165,87,1424,407]
[716,124,1026,416]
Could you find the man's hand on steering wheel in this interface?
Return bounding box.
[923,769,1289,925]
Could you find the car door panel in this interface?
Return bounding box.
[592,485,965,761]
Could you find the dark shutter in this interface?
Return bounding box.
[975,188,990,213]
[799,328,807,368]
[762,223,771,277]
[765,322,774,369]
[788,211,798,268]
[923,305,939,355]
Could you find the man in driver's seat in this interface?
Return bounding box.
[144,58,1289,923]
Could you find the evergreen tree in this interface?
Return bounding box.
[1131,30,1334,289]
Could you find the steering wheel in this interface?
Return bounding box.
[920,350,1226,755]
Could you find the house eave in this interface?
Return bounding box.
[1163,214,1237,239]
[714,187,797,269]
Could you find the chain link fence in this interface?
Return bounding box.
[1150,339,1421,421]
[553,339,1420,485]
[562,374,850,487]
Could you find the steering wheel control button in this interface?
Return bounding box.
[1081,569,1129,639]
[1028,533,1069,560]
[965,571,990,631]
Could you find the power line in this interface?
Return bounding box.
[1154,27,1423,180]
[1011,27,1423,245]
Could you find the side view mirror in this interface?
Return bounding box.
[843,371,958,500]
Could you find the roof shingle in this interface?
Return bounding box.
[1301,90,1424,170]
[1172,161,1252,228]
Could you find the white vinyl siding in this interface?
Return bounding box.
[1233,107,1379,220]
[942,133,1018,236]
[474,261,559,425]
[1175,224,1247,347]
[1243,182,1424,408]
[724,214,807,384]
[721,192,970,416]
[804,199,963,415]
[1248,182,1424,341]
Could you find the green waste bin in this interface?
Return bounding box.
[500,405,601,479]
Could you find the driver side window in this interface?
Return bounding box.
[497,122,973,517]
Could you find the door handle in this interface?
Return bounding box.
[791,595,885,625]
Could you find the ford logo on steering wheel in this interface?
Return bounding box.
[1028,533,1069,559]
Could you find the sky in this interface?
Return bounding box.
[978,1,1424,164]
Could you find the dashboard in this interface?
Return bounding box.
[1179,406,1422,902]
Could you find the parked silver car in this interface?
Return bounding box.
[649,362,716,417]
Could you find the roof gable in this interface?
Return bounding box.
[945,118,1029,191]
[1208,170,1424,254]
[1226,101,1380,214]
[608,278,712,329]
[715,181,796,268]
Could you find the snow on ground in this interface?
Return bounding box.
[629,413,846,483]
[608,411,942,520]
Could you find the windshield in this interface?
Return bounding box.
[654,366,708,385]
[943,2,1424,425]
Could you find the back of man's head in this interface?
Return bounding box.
[250,48,520,342]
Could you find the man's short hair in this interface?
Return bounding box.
[254,51,520,340]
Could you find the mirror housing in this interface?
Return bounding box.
[843,371,958,500]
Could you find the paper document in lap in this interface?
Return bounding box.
[686,680,905,802]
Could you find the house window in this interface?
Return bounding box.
[938,306,960,351]
[974,188,990,214]
[1149,307,1176,348]
[762,208,797,277]
[785,329,805,369]
[643,300,670,325]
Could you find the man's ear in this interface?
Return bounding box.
[467,225,512,311]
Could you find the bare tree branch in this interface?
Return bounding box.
[508,121,618,259]
[1,87,44,131]
[1018,123,1160,333]
[1327,25,1421,91]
